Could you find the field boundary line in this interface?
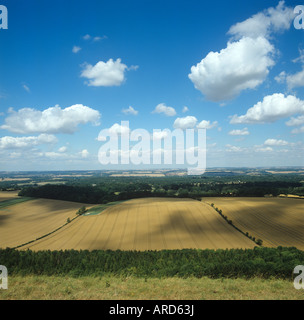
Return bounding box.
[204,201,263,247]
[11,209,84,250]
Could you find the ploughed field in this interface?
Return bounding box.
[202,197,304,250]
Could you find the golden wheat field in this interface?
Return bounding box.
[202,197,304,250]
[0,191,19,201]
[19,197,255,251]
[0,197,91,249]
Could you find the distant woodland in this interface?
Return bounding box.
[18,175,304,204]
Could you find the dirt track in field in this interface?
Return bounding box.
[203,197,304,250]
[20,198,255,251]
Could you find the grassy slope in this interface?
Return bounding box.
[0,275,303,300]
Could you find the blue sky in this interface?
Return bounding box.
[0,0,303,171]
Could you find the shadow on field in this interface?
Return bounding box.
[204,198,304,249]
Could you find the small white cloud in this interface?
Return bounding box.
[182,106,189,113]
[173,116,197,130]
[58,146,67,153]
[197,120,218,129]
[22,84,30,93]
[229,128,250,136]
[255,146,273,152]
[286,69,304,90]
[264,138,289,146]
[93,35,107,42]
[72,46,81,53]
[286,115,304,127]
[81,149,89,158]
[83,34,91,40]
[128,65,139,71]
[225,144,244,152]
[152,103,176,117]
[122,106,138,115]
[81,58,129,87]
[97,123,131,141]
[291,126,304,134]
[275,71,286,83]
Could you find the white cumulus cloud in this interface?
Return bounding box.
[230,93,304,124]
[197,120,218,129]
[173,116,197,130]
[227,1,294,40]
[81,58,131,87]
[188,37,275,102]
[152,103,176,117]
[0,104,100,134]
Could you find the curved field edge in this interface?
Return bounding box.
[1,275,303,300]
[0,246,303,279]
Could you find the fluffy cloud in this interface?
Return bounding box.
[264,138,289,146]
[152,103,176,117]
[286,115,304,127]
[97,123,131,141]
[286,69,304,90]
[188,37,275,102]
[122,106,138,115]
[229,128,249,136]
[80,58,129,87]
[182,106,189,113]
[189,2,294,102]
[230,93,304,124]
[1,104,100,134]
[173,116,197,130]
[0,134,57,150]
[275,71,287,83]
[80,149,89,158]
[227,1,294,39]
[197,120,218,129]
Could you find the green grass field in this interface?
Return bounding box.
[84,201,126,216]
[0,275,303,300]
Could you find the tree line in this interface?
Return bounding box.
[17,176,304,204]
[0,247,302,279]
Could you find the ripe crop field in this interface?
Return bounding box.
[0,196,90,249]
[0,191,19,201]
[20,197,255,251]
[203,197,304,250]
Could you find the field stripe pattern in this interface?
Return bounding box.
[21,198,255,251]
